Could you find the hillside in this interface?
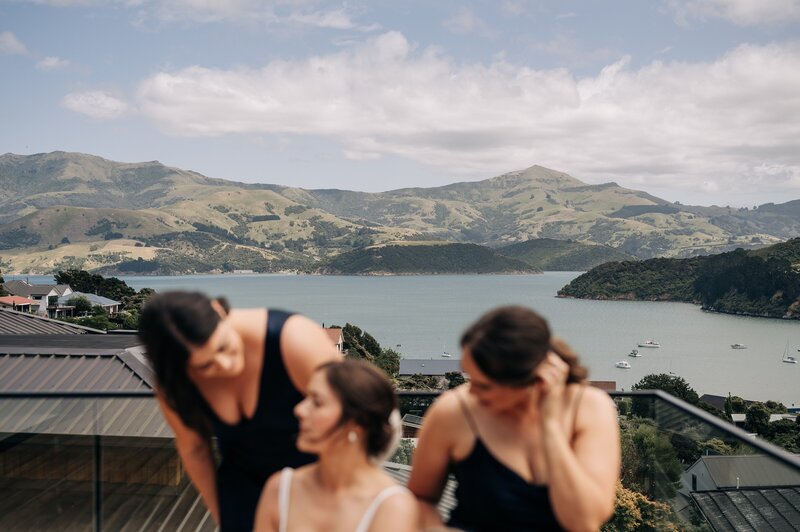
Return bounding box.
[317,243,540,275]
[497,238,637,271]
[1,151,799,274]
[558,238,800,319]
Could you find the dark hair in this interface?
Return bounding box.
[138,291,230,440]
[460,305,587,386]
[318,360,398,458]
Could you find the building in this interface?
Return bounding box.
[324,326,344,352]
[57,291,122,317]
[3,280,73,316]
[0,306,105,335]
[0,295,39,313]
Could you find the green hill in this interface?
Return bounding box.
[498,238,637,271]
[558,238,800,319]
[317,243,540,275]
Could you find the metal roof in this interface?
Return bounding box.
[697,455,800,488]
[399,359,461,376]
[3,280,57,297]
[0,307,105,334]
[58,291,121,307]
[692,488,800,531]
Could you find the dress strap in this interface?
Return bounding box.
[354,486,410,532]
[455,391,481,438]
[277,467,294,532]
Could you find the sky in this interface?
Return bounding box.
[1,0,799,207]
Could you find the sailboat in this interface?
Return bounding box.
[782,341,798,364]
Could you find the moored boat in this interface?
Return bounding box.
[638,340,661,348]
[615,361,632,369]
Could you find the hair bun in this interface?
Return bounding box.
[372,409,402,464]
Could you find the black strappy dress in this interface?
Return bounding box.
[199,310,315,532]
[447,390,584,531]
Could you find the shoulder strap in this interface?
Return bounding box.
[266,309,294,361]
[354,486,410,532]
[278,467,294,532]
[571,384,587,430]
[455,391,481,438]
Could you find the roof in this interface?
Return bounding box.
[53,284,72,295]
[693,455,800,488]
[59,291,120,307]
[589,380,617,391]
[700,393,755,412]
[3,280,59,297]
[692,488,800,531]
[0,335,167,438]
[0,296,38,306]
[0,307,105,334]
[323,327,343,344]
[399,359,461,376]
[731,413,796,423]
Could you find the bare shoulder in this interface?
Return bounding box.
[575,385,618,429]
[369,488,419,532]
[254,469,284,532]
[426,386,467,421]
[279,314,341,390]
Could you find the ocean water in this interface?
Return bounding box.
[12,272,800,405]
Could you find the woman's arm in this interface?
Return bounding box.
[254,471,282,532]
[156,392,220,525]
[280,314,343,392]
[407,392,462,528]
[543,387,620,531]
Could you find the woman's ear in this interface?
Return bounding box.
[210,298,228,319]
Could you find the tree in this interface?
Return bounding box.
[66,296,93,315]
[374,348,401,378]
[341,323,381,361]
[632,374,699,404]
[0,269,7,296]
[445,371,466,389]
[744,402,770,435]
[729,396,747,414]
[619,419,682,500]
[765,400,787,414]
[396,374,439,391]
[602,483,681,532]
[388,439,416,465]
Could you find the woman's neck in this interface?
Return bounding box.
[315,445,375,492]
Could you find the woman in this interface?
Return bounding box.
[254,360,418,532]
[408,306,619,531]
[138,291,341,532]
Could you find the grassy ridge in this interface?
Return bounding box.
[498,238,637,271]
[318,243,540,275]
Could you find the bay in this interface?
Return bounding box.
[12,272,800,405]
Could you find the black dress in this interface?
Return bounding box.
[447,393,579,531]
[199,310,315,532]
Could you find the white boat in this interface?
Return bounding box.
[615,361,632,369]
[638,340,661,348]
[441,351,452,358]
[731,343,747,349]
[782,341,798,364]
[628,349,641,358]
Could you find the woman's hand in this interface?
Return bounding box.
[534,351,570,426]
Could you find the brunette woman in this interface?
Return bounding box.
[254,359,418,532]
[138,291,341,532]
[408,306,619,531]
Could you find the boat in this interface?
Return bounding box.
[441,351,452,358]
[638,340,661,348]
[615,361,632,369]
[731,343,747,349]
[782,341,798,364]
[628,349,641,358]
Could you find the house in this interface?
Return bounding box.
[680,455,800,529]
[699,393,755,412]
[0,295,39,313]
[730,412,797,428]
[57,291,122,316]
[0,306,104,334]
[3,280,73,317]
[324,327,344,352]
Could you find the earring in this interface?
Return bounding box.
[347,430,358,443]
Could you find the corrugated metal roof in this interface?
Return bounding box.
[58,291,120,307]
[701,455,800,488]
[0,307,105,334]
[399,359,461,376]
[692,488,800,531]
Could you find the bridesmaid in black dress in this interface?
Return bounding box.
[139,291,341,532]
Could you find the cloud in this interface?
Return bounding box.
[36,56,71,70]
[665,0,800,26]
[0,31,28,55]
[443,8,491,36]
[62,90,132,119]
[136,32,800,199]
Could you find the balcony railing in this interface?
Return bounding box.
[1,390,798,531]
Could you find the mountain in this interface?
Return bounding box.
[317,243,539,275]
[557,238,800,319]
[497,238,637,271]
[1,151,799,274]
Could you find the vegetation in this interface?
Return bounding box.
[319,243,539,275]
[498,238,636,271]
[559,238,800,319]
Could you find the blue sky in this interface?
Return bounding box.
[1,0,799,206]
